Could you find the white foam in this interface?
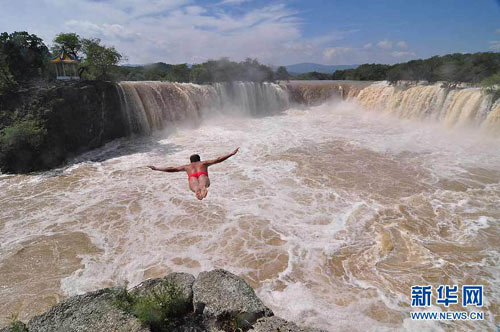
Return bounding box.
[1,99,499,331]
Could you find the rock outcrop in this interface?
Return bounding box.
[193,269,273,329]
[132,272,196,313]
[7,288,148,332]
[0,80,128,173]
[0,269,325,332]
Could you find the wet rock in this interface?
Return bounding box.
[249,316,326,332]
[192,269,273,329]
[26,288,149,332]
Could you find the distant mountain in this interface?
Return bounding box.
[284,63,358,75]
[122,64,143,68]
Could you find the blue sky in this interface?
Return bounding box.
[0,0,499,65]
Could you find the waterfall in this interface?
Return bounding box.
[117,81,289,133]
[482,98,500,134]
[284,81,498,134]
[347,82,497,131]
[117,80,499,135]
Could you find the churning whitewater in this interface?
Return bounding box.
[0,81,499,331]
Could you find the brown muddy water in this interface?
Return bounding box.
[0,99,499,331]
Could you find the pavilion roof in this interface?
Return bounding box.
[50,49,79,63]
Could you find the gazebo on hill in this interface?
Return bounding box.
[50,49,80,80]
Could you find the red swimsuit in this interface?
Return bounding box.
[188,171,208,179]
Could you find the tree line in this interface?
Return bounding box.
[117,58,285,83]
[0,31,124,93]
[332,52,500,87]
[0,31,297,96]
[2,30,499,95]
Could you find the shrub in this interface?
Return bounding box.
[0,55,18,95]
[8,321,27,332]
[7,313,28,332]
[0,119,46,147]
[113,280,188,332]
[0,119,47,172]
[481,73,500,104]
[481,72,500,89]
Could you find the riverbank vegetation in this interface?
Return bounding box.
[118,57,276,83]
[332,52,500,86]
[0,31,124,95]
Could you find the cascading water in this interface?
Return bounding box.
[116,81,498,135]
[346,82,498,131]
[482,98,500,133]
[117,81,289,134]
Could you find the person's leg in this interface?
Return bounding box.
[189,178,202,200]
[198,175,210,199]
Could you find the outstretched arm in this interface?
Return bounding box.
[147,165,186,172]
[203,147,239,166]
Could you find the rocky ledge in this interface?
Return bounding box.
[0,80,128,173]
[1,269,325,332]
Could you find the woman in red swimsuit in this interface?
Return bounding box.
[147,147,239,200]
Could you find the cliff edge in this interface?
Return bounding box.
[0,81,128,173]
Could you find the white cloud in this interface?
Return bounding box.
[64,20,140,41]
[397,41,407,49]
[0,0,417,65]
[391,51,416,57]
[376,40,392,49]
[490,41,500,50]
[0,0,318,64]
[323,47,353,60]
[216,0,253,5]
[320,40,417,64]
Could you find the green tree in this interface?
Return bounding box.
[481,72,500,89]
[80,38,124,80]
[0,119,47,173]
[275,66,290,80]
[296,71,331,80]
[332,52,500,84]
[143,62,171,80]
[0,52,18,95]
[171,64,189,82]
[0,31,49,82]
[481,72,500,103]
[189,64,211,83]
[189,58,274,83]
[52,33,82,58]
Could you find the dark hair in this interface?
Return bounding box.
[190,154,201,162]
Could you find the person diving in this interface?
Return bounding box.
[147,147,239,200]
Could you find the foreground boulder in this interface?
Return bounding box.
[1,269,323,332]
[192,269,273,329]
[26,288,148,332]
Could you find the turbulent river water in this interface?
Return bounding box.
[0,81,499,331]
